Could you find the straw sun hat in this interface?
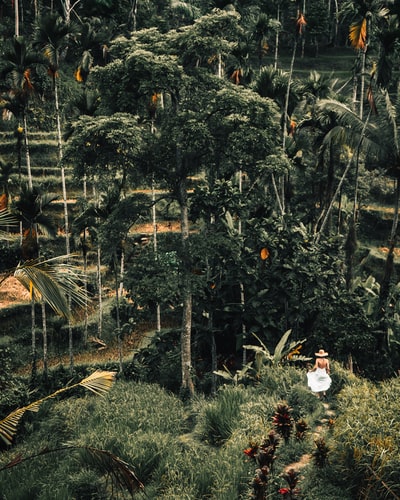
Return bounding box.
[315,349,329,357]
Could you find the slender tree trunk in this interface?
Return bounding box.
[274,5,280,70]
[211,326,217,396]
[238,170,247,367]
[359,47,366,119]
[54,72,74,373]
[42,301,48,379]
[23,115,33,190]
[14,0,19,36]
[131,0,138,32]
[119,249,124,297]
[113,253,123,373]
[152,177,161,332]
[178,176,194,396]
[54,82,70,254]
[97,245,103,338]
[82,228,88,345]
[281,34,299,217]
[332,0,339,46]
[30,299,36,384]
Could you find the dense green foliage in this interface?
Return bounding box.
[1,0,400,497]
[2,364,393,499]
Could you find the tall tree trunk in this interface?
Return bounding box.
[14,0,19,36]
[178,176,194,396]
[238,170,247,367]
[152,177,161,332]
[41,301,48,380]
[274,4,280,70]
[97,245,103,338]
[30,298,36,384]
[82,228,88,344]
[54,82,70,254]
[280,35,298,217]
[23,115,33,190]
[54,71,74,373]
[211,324,217,396]
[113,252,123,373]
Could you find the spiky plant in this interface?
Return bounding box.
[313,436,329,467]
[279,467,301,499]
[272,402,294,443]
[295,418,309,440]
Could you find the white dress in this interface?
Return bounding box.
[307,367,332,393]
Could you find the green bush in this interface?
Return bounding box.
[287,383,321,420]
[0,340,30,418]
[255,364,306,399]
[300,467,353,500]
[195,386,247,446]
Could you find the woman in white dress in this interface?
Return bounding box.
[307,349,332,399]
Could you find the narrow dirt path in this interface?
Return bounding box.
[284,401,335,474]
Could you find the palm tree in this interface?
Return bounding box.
[33,12,74,254]
[253,13,271,69]
[252,65,301,215]
[341,0,390,117]
[0,36,43,190]
[34,13,77,371]
[13,185,59,379]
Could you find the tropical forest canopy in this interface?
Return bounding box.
[1,0,400,393]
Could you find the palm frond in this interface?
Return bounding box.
[82,446,144,494]
[349,19,367,50]
[78,370,117,396]
[0,209,19,227]
[0,371,116,445]
[13,255,88,318]
[0,401,43,446]
[0,444,144,495]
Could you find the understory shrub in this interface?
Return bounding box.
[327,378,400,498]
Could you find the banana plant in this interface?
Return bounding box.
[213,363,253,386]
[244,329,311,374]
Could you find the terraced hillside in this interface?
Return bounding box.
[0,129,75,193]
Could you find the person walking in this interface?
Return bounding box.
[307,349,332,399]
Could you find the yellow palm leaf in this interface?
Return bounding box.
[78,370,117,396]
[349,18,367,50]
[0,371,116,445]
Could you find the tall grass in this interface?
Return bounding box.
[327,378,400,498]
[194,386,247,445]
